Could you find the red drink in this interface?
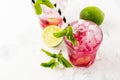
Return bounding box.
[32,0,68,29]
[37,0,68,29]
[64,20,103,67]
[40,18,63,29]
[38,4,64,29]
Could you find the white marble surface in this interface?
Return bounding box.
[0,0,120,80]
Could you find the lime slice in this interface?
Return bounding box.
[42,25,63,47]
[80,6,104,26]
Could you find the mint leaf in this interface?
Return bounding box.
[58,53,72,68]
[33,0,54,15]
[53,29,67,38]
[41,49,57,58]
[41,59,58,69]
[34,2,42,15]
[53,26,77,45]
[37,0,42,4]
[42,0,54,8]
[66,26,77,45]
[66,26,72,40]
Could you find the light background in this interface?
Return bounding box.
[0,0,120,80]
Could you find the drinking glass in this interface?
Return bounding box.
[64,20,103,67]
[32,0,68,29]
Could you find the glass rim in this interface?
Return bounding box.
[63,19,103,51]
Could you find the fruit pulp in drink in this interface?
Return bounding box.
[40,18,63,29]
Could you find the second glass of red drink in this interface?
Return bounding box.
[38,0,68,29]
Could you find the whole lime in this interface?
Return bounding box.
[80,6,104,26]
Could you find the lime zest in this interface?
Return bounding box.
[41,49,72,68]
[33,0,54,15]
[53,26,77,45]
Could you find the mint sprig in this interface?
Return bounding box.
[53,26,77,45]
[33,0,54,15]
[34,2,42,15]
[57,51,72,68]
[41,59,58,69]
[41,49,72,69]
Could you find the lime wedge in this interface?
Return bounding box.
[80,6,104,26]
[42,25,63,47]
